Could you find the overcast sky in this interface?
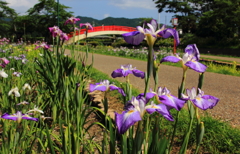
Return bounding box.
[5,0,175,25]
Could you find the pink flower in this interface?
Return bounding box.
[35,42,50,50]
[64,17,80,25]
[49,26,62,37]
[80,23,94,30]
[0,57,10,68]
[60,32,69,41]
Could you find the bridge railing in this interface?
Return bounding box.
[68,25,136,38]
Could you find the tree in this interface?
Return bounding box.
[27,0,73,41]
[153,0,205,33]
[154,0,240,41]
[0,1,17,38]
[197,0,240,39]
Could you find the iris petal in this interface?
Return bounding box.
[202,95,219,109]
[115,110,141,134]
[158,28,180,46]
[89,83,107,92]
[109,85,126,96]
[132,69,145,79]
[185,44,200,61]
[136,92,156,103]
[150,19,158,32]
[122,31,145,45]
[185,61,207,73]
[160,56,181,63]
[111,69,125,78]
[159,95,186,111]
[146,104,174,121]
[192,97,213,110]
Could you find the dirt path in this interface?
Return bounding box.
[85,53,240,127]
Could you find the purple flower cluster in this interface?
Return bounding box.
[8,54,28,64]
[0,57,10,68]
[115,87,185,134]
[115,95,176,134]
[35,42,50,50]
[49,26,69,41]
[0,37,10,45]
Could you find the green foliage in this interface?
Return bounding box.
[153,0,201,33]
[24,0,73,41]
[154,0,240,41]
[181,33,240,49]
[76,16,143,27]
[197,0,240,39]
[0,1,17,37]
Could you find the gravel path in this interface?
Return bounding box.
[86,53,240,127]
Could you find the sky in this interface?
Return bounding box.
[5,0,175,25]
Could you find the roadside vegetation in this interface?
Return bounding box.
[73,45,240,77]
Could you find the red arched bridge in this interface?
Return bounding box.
[66,25,136,44]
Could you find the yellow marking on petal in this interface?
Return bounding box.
[196,97,201,100]
[127,110,134,114]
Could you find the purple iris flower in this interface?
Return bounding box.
[161,44,207,73]
[115,97,173,134]
[80,23,94,30]
[60,32,69,41]
[122,19,179,46]
[89,80,126,96]
[182,87,219,110]
[35,42,50,50]
[49,26,62,37]
[111,64,145,79]
[137,87,186,111]
[1,111,38,124]
[0,57,10,68]
[64,17,80,25]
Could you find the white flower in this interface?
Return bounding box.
[17,101,29,105]
[27,105,44,114]
[8,87,20,97]
[10,68,15,70]
[41,115,52,120]
[0,69,8,78]
[22,83,31,90]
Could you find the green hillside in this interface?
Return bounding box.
[75,16,142,27]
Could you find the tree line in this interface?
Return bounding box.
[154,0,240,41]
[1,0,240,46]
[0,0,73,42]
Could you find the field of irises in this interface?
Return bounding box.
[0,17,240,154]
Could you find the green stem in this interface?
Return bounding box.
[168,70,187,153]
[144,45,153,96]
